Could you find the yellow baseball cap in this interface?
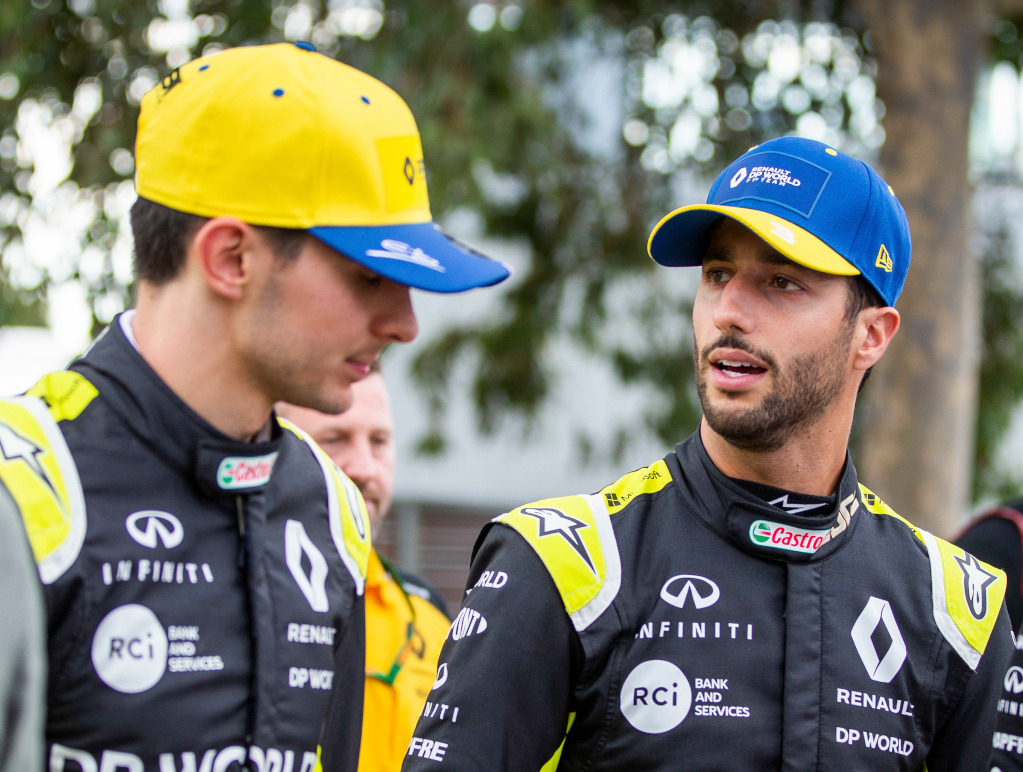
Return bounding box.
[135,42,510,293]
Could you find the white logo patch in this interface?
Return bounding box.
[519,507,596,575]
[953,552,998,621]
[125,510,183,549]
[217,453,277,490]
[448,608,488,641]
[284,520,329,612]
[851,596,907,683]
[91,604,168,694]
[1005,666,1023,694]
[365,240,445,272]
[768,220,796,245]
[729,168,747,188]
[659,575,720,610]
[432,663,448,690]
[620,660,693,734]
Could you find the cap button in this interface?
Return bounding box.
[294,41,316,51]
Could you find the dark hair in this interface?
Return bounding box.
[845,275,887,391]
[129,197,307,285]
[844,275,886,322]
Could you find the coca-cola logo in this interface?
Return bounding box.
[217,452,278,490]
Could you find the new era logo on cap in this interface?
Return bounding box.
[876,245,893,273]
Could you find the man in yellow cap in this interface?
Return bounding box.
[0,42,508,772]
[279,364,451,772]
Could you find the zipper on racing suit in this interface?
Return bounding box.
[236,494,256,764]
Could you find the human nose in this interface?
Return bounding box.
[711,274,755,334]
[376,283,419,343]
[340,439,377,488]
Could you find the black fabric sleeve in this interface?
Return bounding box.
[990,619,1023,770]
[955,516,1023,630]
[318,589,366,772]
[401,523,579,771]
[928,603,1014,771]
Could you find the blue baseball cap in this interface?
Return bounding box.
[646,137,911,306]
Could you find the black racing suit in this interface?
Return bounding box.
[0,315,369,771]
[988,628,1023,769]
[404,432,1012,771]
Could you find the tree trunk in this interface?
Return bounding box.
[855,0,984,537]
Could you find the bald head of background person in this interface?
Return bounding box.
[278,369,451,772]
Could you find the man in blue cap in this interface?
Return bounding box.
[404,137,1011,771]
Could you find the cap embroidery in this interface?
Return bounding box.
[876,244,893,273]
[365,240,445,272]
[156,68,182,102]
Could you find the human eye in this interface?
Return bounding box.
[770,274,802,291]
[702,266,730,284]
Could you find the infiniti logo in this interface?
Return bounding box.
[1005,666,1023,694]
[126,510,184,550]
[432,663,448,690]
[659,575,720,610]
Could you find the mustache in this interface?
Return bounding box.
[696,334,777,370]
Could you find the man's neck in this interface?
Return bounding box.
[130,289,273,441]
[699,418,850,497]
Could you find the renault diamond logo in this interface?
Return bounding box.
[659,575,720,610]
[126,511,184,550]
[851,596,907,683]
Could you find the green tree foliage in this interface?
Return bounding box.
[1,0,1021,499]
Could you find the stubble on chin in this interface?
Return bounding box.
[692,332,849,452]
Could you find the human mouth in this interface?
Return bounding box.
[715,359,767,379]
[348,361,371,377]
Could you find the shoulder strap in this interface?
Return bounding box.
[494,460,672,632]
[860,485,1006,670]
[496,492,619,632]
[0,371,98,584]
[279,418,371,594]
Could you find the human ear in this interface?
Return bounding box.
[853,306,901,372]
[191,217,256,300]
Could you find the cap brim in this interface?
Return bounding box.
[647,204,860,277]
[309,222,512,293]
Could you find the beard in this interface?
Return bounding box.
[694,324,853,452]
